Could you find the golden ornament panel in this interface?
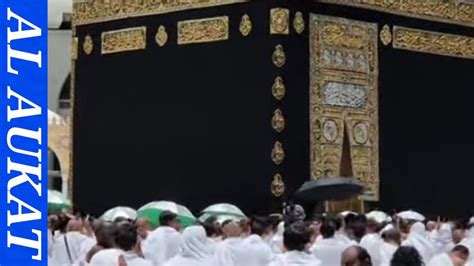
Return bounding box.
[83,35,94,55]
[72,37,78,60]
[294,11,305,34]
[316,0,474,27]
[270,8,290,35]
[272,45,286,68]
[271,173,285,197]
[101,27,147,55]
[310,14,379,200]
[178,16,229,45]
[240,14,252,37]
[272,76,286,101]
[73,0,248,26]
[155,25,168,47]
[393,26,474,60]
[380,25,392,46]
[272,109,286,133]
[271,141,286,165]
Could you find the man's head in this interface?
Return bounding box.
[201,216,221,238]
[320,217,337,239]
[116,222,138,252]
[283,221,311,252]
[366,219,382,234]
[390,246,423,266]
[95,221,118,248]
[67,218,83,232]
[135,217,151,239]
[452,221,466,244]
[381,228,401,246]
[221,219,242,238]
[450,245,470,266]
[159,211,181,231]
[341,245,372,266]
[426,221,436,232]
[249,216,273,239]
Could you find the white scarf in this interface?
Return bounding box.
[143,226,181,266]
[165,225,211,266]
[270,222,285,254]
[433,223,454,254]
[211,237,242,266]
[360,233,383,266]
[50,231,91,265]
[427,253,453,266]
[89,248,123,266]
[402,222,435,263]
[311,237,348,266]
[235,235,273,266]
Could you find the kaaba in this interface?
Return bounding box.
[71,0,474,218]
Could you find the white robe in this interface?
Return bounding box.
[402,222,435,263]
[433,223,454,255]
[211,237,242,266]
[143,226,181,266]
[270,222,285,254]
[50,231,92,265]
[311,237,348,266]
[122,251,153,266]
[234,235,273,266]
[89,248,123,266]
[271,251,321,266]
[164,226,211,266]
[360,233,383,266]
[380,242,398,266]
[427,253,453,266]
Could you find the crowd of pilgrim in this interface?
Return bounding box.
[48,205,474,266]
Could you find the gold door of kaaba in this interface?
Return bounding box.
[309,15,379,210]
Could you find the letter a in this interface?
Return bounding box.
[7,8,42,74]
[7,86,41,122]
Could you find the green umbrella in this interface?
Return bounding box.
[48,190,71,212]
[201,203,246,217]
[198,213,245,224]
[137,201,196,228]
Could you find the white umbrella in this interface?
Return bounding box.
[101,206,137,222]
[397,210,425,222]
[366,210,391,223]
[339,211,357,217]
[198,213,245,225]
[202,203,245,217]
[48,189,71,211]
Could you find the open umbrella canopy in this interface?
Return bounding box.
[397,210,425,222]
[201,203,246,217]
[198,213,245,225]
[48,190,70,212]
[101,206,137,222]
[294,177,363,202]
[137,201,196,228]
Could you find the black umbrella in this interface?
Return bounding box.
[293,177,364,202]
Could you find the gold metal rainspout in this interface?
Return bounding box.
[380,25,392,46]
[293,12,305,34]
[271,141,286,165]
[178,16,229,45]
[271,173,285,197]
[272,45,286,68]
[270,8,290,35]
[272,109,286,133]
[393,26,474,60]
[272,77,286,100]
[316,0,474,27]
[155,26,168,47]
[73,0,248,26]
[101,27,147,55]
[83,35,93,55]
[240,14,252,37]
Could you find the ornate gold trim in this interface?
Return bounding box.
[83,35,93,55]
[272,109,286,133]
[271,173,285,197]
[293,11,305,34]
[310,14,379,200]
[178,16,229,45]
[271,141,286,165]
[272,45,286,68]
[73,0,248,26]
[240,14,252,36]
[272,76,286,100]
[155,26,168,47]
[380,25,392,46]
[393,26,474,59]
[316,0,474,27]
[72,37,78,60]
[270,8,290,35]
[101,27,147,55]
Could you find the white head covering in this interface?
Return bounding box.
[143,226,181,266]
[235,235,273,266]
[164,226,210,266]
[211,237,243,266]
[50,231,91,265]
[402,222,435,263]
[270,222,285,253]
[89,248,123,265]
[433,223,455,254]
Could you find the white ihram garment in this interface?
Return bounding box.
[271,251,321,266]
[164,226,211,266]
[311,237,348,266]
[402,222,435,263]
[143,226,181,266]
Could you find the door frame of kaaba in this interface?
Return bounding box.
[69,0,474,215]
